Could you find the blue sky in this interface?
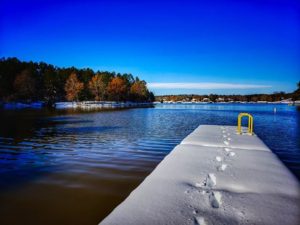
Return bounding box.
[1,0,299,95]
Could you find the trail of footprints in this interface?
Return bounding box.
[191,126,237,225]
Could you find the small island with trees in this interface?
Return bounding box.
[0,57,155,109]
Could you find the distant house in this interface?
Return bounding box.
[281,98,293,103]
[216,97,225,102]
[202,98,211,102]
[182,98,190,102]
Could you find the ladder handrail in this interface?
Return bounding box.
[237,113,254,135]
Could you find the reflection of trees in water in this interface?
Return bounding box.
[0,109,99,189]
[0,110,42,142]
[0,109,96,142]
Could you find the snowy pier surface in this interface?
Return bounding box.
[100,125,300,225]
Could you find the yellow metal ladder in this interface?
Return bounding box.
[237,113,254,135]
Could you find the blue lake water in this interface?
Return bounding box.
[0,103,299,225]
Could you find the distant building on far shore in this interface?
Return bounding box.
[202,98,211,102]
[216,97,225,102]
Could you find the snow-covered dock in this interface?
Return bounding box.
[100,125,300,225]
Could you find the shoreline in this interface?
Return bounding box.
[0,101,154,110]
[55,101,154,109]
[155,100,300,105]
[0,100,299,110]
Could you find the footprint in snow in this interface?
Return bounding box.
[217,164,227,171]
[204,173,217,188]
[209,191,222,208]
[215,156,222,162]
[223,141,229,145]
[184,189,191,194]
[224,147,231,152]
[195,216,207,225]
[195,182,202,188]
[193,209,199,215]
[228,152,236,157]
[201,190,206,195]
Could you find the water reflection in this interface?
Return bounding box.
[0,104,299,225]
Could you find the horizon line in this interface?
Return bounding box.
[148,82,272,90]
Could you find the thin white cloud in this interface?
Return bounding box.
[148,82,271,89]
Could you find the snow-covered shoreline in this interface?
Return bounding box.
[100,125,300,225]
[1,101,298,110]
[0,101,154,110]
[54,101,154,109]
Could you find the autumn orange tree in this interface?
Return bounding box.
[130,80,148,101]
[107,77,127,101]
[64,73,84,101]
[88,74,106,101]
[3,58,300,103]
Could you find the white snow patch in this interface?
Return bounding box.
[216,156,222,162]
[181,125,270,151]
[55,102,75,109]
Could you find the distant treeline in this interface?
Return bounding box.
[156,84,300,102]
[0,57,154,105]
